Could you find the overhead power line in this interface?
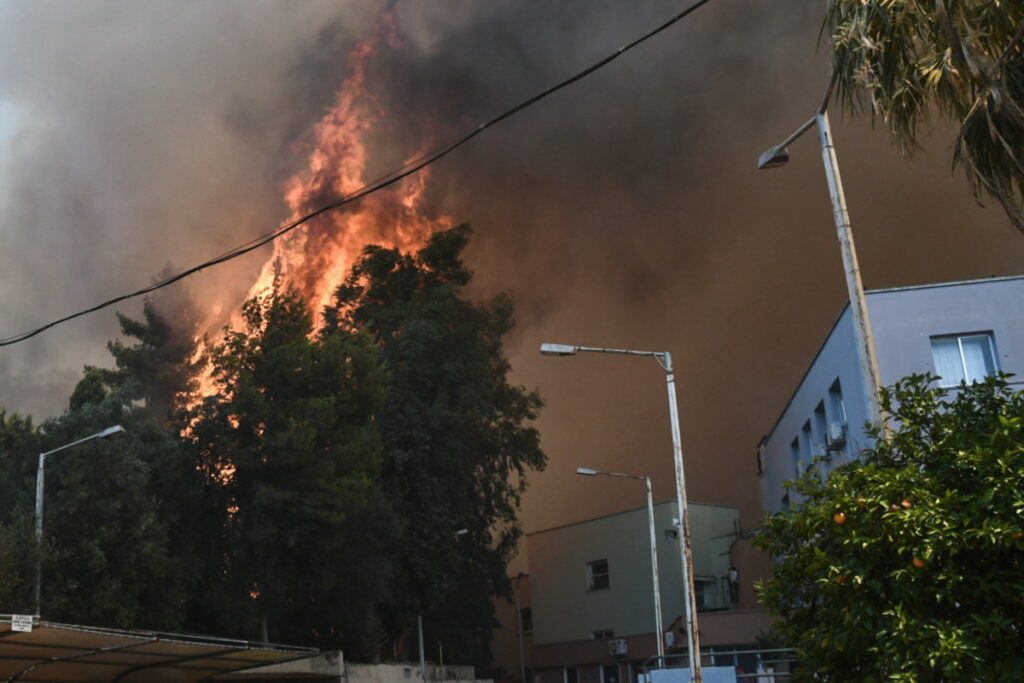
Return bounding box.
[0,0,715,348]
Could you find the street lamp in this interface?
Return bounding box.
[34,424,125,615]
[576,467,665,665]
[541,343,701,682]
[757,76,886,435]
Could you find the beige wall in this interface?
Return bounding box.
[527,500,742,646]
[490,571,533,682]
[489,501,776,683]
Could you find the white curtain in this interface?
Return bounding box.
[931,337,964,385]
[961,335,995,382]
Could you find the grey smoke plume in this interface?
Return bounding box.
[0,1,1021,535]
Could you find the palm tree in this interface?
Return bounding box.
[825,1,1024,232]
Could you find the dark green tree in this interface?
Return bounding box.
[102,282,204,422]
[0,286,205,626]
[0,410,39,613]
[49,288,210,631]
[184,285,386,645]
[327,224,546,665]
[755,374,1024,681]
[37,370,186,628]
[98,289,210,625]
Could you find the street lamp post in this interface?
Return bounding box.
[576,467,665,665]
[757,78,886,435]
[34,424,125,616]
[541,343,701,682]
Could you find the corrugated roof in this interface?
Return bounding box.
[0,617,317,682]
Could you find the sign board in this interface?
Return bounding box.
[649,666,736,683]
[11,615,33,632]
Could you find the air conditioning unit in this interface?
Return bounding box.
[826,422,847,449]
[608,639,629,657]
[664,630,676,649]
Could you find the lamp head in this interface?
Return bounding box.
[540,343,577,356]
[98,425,125,438]
[757,145,790,169]
[576,467,599,476]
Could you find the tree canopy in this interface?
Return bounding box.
[184,285,386,645]
[0,226,544,666]
[102,292,204,422]
[0,410,38,612]
[26,287,208,629]
[826,0,1024,232]
[327,224,546,664]
[755,374,1024,681]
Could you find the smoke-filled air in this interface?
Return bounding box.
[2,0,1023,539]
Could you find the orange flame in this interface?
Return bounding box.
[195,12,450,399]
[247,11,449,323]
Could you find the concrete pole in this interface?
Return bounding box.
[663,353,701,682]
[815,110,886,435]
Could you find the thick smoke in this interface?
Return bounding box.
[1,1,1022,536]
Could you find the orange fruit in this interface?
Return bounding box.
[901,500,912,509]
[834,512,847,524]
[912,557,925,568]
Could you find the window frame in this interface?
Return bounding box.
[930,332,998,387]
[519,607,532,634]
[586,558,610,591]
[693,575,720,610]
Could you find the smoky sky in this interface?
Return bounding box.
[2,0,1023,543]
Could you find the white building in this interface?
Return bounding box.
[757,275,1024,515]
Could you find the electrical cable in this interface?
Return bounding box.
[0,0,715,348]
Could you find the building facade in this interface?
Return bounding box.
[491,501,773,683]
[757,275,1024,515]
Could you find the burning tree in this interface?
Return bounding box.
[183,285,387,646]
[175,225,544,662]
[326,224,546,664]
[0,13,546,659]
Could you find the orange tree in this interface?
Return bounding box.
[755,374,1024,681]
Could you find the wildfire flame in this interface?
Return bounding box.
[195,11,450,400]
[247,11,449,322]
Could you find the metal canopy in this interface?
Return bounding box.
[0,617,318,682]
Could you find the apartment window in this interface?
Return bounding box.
[602,664,621,683]
[813,402,828,455]
[790,438,801,476]
[931,333,998,386]
[694,577,719,610]
[801,421,814,461]
[519,607,532,634]
[586,559,610,591]
[828,379,847,425]
[564,667,579,683]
